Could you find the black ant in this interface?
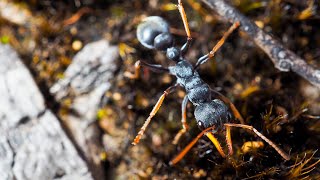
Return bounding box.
[125,0,290,165]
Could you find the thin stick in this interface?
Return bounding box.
[201,0,320,88]
[63,7,92,26]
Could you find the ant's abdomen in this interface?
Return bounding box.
[136,16,173,50]
[194,99,232,130]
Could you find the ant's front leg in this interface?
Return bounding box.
[170,127,216,165]
[124,60,169,79]
[225,125,233,155]
[173,95,189,145]
[170,126,228,165]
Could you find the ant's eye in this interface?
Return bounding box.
[197,121,205,130]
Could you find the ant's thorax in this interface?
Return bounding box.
[168,58,232,130]
[169,59,212,106]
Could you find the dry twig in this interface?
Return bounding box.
[201,0,320,88]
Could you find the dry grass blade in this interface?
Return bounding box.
[288,150,320,179]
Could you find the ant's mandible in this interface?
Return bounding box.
[125,0,290,165]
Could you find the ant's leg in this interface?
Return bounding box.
[205,132,226,158]
[177,0,192,56]
[170,127,215,165]
[195,22,240,68]
[173,95,189,145]
[124,60,169,79]
[224,123,290,160]
[132,85,177,145]
[211,89,245,124]
[225,125,233,155]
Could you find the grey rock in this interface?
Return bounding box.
[0,44,44,130]
[50,39,119,180]
[0,43,92,180]
[50,39,118,100]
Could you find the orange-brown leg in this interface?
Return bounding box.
[124,60,170,79]
[225,125,233,155]
[208,21,240,58]
[177,0,191,40]
[177,0,192,55]
[211,89,245,124]
[173,95,189,145]
[205,132,226,158]
[195,21,240,68]
[170,127,215,165]
[224,123,290,160]
[132,85,177,145]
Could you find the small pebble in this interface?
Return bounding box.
[152,134,162,147]
[72,40,83,51]
[112,92,122,101]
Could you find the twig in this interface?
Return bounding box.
[201,0,320,88]
[63,7,93,26]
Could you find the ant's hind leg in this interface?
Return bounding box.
[124,60,169,79]
[177,0,192,56]
[224,123,290,160]
[132,85,177,145]
[195,21,240,68]
[173,95,189,145]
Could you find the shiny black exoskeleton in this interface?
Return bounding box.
[137,16,232,130]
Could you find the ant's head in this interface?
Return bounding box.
[194,100,232,131]
[137,16,174,51]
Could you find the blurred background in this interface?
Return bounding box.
[0,0,319,179]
